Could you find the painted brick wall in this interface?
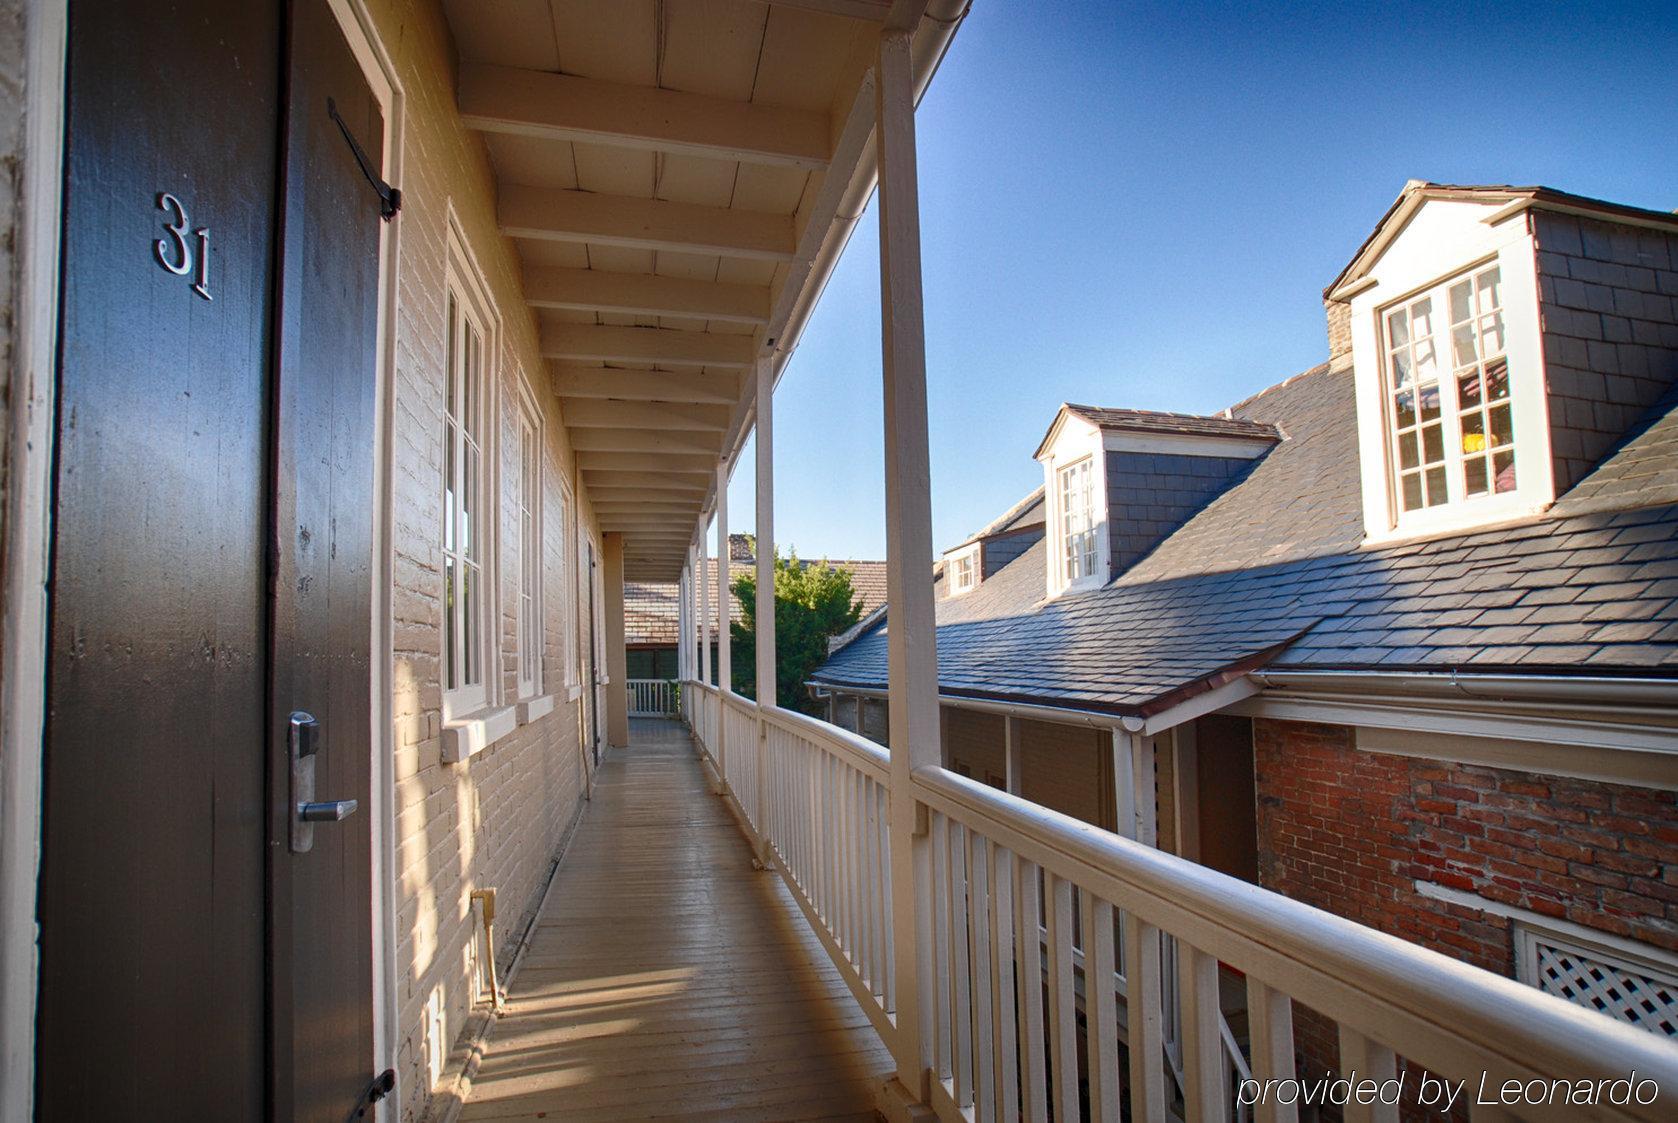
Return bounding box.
[0,0,23,686]
[1105,449,1257,574]
[359,1,595,1118]
[1534,212,1678,493]
[1254,717,1678,1100]
[1324,295,1353,366]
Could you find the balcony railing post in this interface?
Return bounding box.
[700,523,712,689]
[876,25,940,1112]
[715,456,731,772]
[754,356,776,862]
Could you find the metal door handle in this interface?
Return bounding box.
[298,799,358,822]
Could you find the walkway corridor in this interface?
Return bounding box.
[459,719,892,1121]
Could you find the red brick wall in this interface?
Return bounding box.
[1253,718,1678,1109]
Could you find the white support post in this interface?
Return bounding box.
[1003,715,1022,796]
[754,356,776,864]
[877,26,939,1112]
[1115,728,1157,845]
[716,457,731,778]
[700,523,713,688]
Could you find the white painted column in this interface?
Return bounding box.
[754,357,776,709]
[677,562,689,684]
[1003,715,1022,795]
[700,521,712,688]
[877,26,940,1106]
[716,459,731,695]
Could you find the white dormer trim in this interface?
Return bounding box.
[1348,197,1556,544]
[1036,410,1109,597]
[1101,429,1275,459]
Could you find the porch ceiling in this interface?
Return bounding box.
[443,0,940,582]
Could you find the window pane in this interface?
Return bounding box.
[1422,422,1444,464]
[444,557,457,689]
[463,445,478,563]
[1457,368,1482,408]
[1387,308,1409,348]
[1392,350,1412,388]
[1449,279,1472,325]
[1494,449,1517,493]
[1425,465,1447,505]
[1401,472,1424,511]
[1462,410,1486,453]
[1394,390,1415,428]
[444,421,457,553]
[464,563,478,687]
[1419,383,1440,422]
[1399,431,1419,470]
[1476,266,1502,315]
[1452,322,1478,369]
[446,294,458,419]
[1484,356,1510,401]
[1465,457,1489,496]
[1490,403,1513,447]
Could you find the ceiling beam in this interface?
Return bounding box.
[541,321,757,369]
[502,183,795,261]
[576,451,717,476]
[583,471,708,492]
[587,486,714,504]
[524,266,770,325]
[553,364,739,405]
[569,428,722,455]
[459,63,831,169]
[561,399,729,432]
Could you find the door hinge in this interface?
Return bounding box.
[327,96,401,221]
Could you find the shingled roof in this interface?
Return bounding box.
[815,361,1678,716]
[626,555,889,648]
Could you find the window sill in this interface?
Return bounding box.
[441,705,517,764]
[567,684,583,702]
[517,694,554,724]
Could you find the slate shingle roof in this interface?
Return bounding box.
[1065,404,1281,443]
[815,362,1678,716]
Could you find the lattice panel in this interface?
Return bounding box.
[1531,936,1678,1037]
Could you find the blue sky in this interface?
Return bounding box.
[722,0,1678,561]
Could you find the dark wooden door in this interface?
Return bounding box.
[40,0,384,1117]
[38,0,281,1117]
[268,0,384,1117]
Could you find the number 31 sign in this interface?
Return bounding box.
[154,192,212,302]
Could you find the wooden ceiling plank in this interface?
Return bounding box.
[524,266,770,324]
[459,63,831,169]
[583,471,708,492]
[500,184,796,261]
[553,365,739,405]
[576,451,717,475]
[541,321,757,369]
[762,0,892,20]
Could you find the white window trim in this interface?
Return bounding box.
[945,543,981,596]
[440,212,508,734]
[1038,415,1110,598]
[561,477,578,696]
[512,383,543,702]
[1350,206,1556,544]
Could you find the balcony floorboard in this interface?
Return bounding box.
[459,717,892,1121]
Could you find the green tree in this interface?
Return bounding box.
[730,549,864,713]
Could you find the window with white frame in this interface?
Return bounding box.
[561,483,577,690]
[514,400,542,699]
[1383,263,1515,515]
[1514,919,1678,1038]
[948,547,978,594]
[1058,457,1098,583]
[442,286,492,718]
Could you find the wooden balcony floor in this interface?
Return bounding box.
[459,718,892,1122]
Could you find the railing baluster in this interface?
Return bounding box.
[1124,912,1167,1122]
[1043,873,1077,1122]
[990,844,1019,1123]
[1013,858,1048,1123]
[1246,979,1297,1123]
[931,811,953,1084]
[969,831,996,1122]
[1338,1027,1398,1123]
[1082,891,1121,1123]
[878,780,895,1012]
[949,821,974,1108]
[1181,944,1225,1123]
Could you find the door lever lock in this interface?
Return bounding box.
[289,711,358,852]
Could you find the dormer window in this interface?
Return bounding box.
[948,546,979,594]
[1058,457,1099,583]
[1383,264,1515,513]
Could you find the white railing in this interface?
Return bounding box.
[680,679,1678,1122]
[626,678,677,716]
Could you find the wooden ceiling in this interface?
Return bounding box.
[442,0,925,581]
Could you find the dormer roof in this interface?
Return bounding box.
[1034,403,1280,459]
[1327,181,1678,302]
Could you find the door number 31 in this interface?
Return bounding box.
[154,192,212,302]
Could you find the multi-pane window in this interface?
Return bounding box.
[562,485,577,689]
[515,406,542,699]
[1059,457,1098,583]
[1384,264,1514,515]
[950,551,976,593]
[443,290,488,715]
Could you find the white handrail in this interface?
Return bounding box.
[625,677,677,715]
[913,763,1678,1120]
